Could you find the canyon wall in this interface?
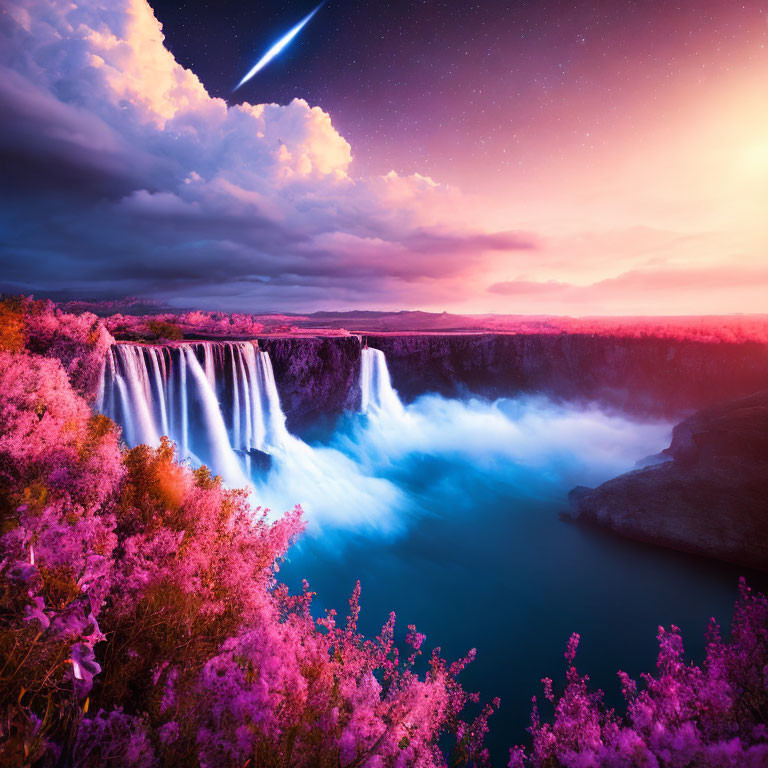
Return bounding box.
[257,333,768,431]
[367,334,768,415]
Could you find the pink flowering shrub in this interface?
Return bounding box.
[510,580,768,767]
[0,345,122,764]
[103,310,267,341]
[0,302,494,767]
[1,296,114,396]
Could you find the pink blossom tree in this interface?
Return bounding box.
[0,299,494,767]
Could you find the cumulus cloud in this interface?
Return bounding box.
[0,0,531,309]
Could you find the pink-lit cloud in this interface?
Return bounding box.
[489,266,768,315]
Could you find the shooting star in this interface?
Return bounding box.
[235,3,325,90]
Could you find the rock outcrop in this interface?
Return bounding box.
[568,389,768,570]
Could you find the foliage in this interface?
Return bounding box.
[0,302,493,767]
[1,295,114,397]
[0,298,27,353]
[509,581,768,767]
[146,320,184,341]
[104,311,268,341]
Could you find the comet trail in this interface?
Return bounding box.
[235,3,325,90]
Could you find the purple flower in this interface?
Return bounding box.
[23,596,50,630]
[71,642,101,697]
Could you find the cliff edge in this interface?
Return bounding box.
[568,389,768,570]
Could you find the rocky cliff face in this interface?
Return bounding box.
[254,333,768,430]
[260,336,361,433]
[366,334,768,418]
[568,389,768,570]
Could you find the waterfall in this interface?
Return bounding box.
[360,347,404,417]
[181,346,247,487]
[98,342,290,486]
[98,341,408,521]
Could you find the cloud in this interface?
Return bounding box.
[0,0,531,310]
[488,279,572,297]
[488,265,768,314]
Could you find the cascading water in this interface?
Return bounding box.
[98,342,289,487]
[360,346,404,418]
[97,340,404,525]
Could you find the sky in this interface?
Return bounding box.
[0,0,766,314]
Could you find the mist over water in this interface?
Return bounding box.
[100,342,671,536]
[262,392,672,536]
[253,345,672,535]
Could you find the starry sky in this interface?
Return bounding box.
[0,0,766,313]
[151,0,768,192]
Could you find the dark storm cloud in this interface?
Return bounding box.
[0,0,534,310]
